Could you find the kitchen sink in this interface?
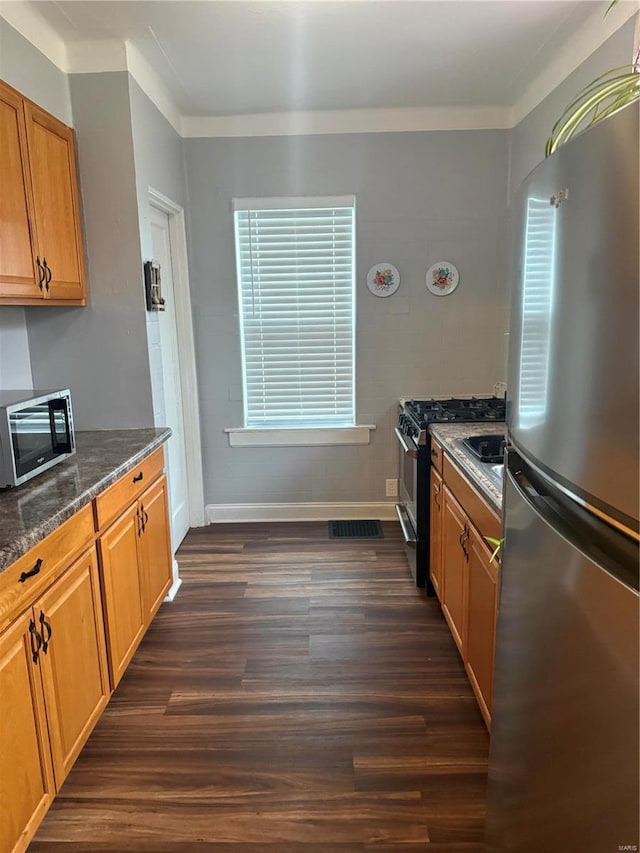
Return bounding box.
[485,463,504,492]
[462,434,506,463]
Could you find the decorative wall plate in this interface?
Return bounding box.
[366,263,400,297]
[426,261,459,296]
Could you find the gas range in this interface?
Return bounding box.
[398,397,506,445]
[395,395,506,590]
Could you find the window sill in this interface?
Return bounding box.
[224,425,376,447]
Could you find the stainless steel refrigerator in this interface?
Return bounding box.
[485,103,639,852]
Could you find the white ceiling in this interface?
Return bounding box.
[23,0,602,116]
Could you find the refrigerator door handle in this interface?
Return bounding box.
[507,450,639,593]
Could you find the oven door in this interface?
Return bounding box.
[395,427,419,541]
[9,394,74,484]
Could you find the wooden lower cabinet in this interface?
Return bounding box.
[98,503,146,688]
[99,474,172,689]
[429,467,443,597]
[37,548,110,786]
[139,476,173,621]
[441,485,469,654]
[0,612,55,853]
[432,449,502,729]
[0,448,172,852]
[0,547,109,853]
[465,526,498,726]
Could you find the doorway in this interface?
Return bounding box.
[147,189,205,597]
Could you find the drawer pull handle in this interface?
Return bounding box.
[431,447,438,457]
[39,611,53,654]
[133,472,144,483]
[29,620,43,663]
[19,558,43,583]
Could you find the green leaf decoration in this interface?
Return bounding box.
[484,536,504,565]
[545,65,640,157]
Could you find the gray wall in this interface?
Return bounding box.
[26,72,155,429]
[128,78,189,428]
[184,130,509,506]
[509,17,638,198]
[0,19,73,390]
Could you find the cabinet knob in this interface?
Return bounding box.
[133,472,144,483]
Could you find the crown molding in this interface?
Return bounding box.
[125,42,183,135]
[2,2,638,139]
[66,39,127,74]
[182,106,512,138]
[0,0,68,71]
[511,2,639,126]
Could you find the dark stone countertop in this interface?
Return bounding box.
[429,422,507,514]
[0,428,171,573]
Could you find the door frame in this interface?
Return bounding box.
[148,187,205,529]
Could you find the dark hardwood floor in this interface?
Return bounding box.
[30,521,489,851]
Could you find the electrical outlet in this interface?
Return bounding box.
[385,478,398,498]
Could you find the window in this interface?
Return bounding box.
[233,196,356,432]
[518,196,557,429]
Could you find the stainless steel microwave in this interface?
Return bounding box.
[0,389,75,488]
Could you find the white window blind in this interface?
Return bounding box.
[234,196,356,429]
[519,196,557,428]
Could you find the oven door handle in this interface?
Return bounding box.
[395,504,417,549]
[394,427,418,459]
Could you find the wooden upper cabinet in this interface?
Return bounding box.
[23,102,86,302]
[0,83,40,300]
[0,80,87,306]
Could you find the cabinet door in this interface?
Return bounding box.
[441,486,469,654]
[139,476,173,623]
[37,548,110,787]
[0,612,55,853]
[0,82,40,300]
[23,101,86,303]
[429,467,443,597]
[465,527,498,726]
[98,504,146,688]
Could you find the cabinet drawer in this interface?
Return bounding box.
[95,448,164,531]
[442,453,501,543]
[429,439,443,473]
[0,504,94,633]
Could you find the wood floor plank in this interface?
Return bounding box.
[31,520,489,849]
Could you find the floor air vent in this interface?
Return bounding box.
[328,520,383,539]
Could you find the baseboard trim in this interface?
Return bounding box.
[164,576,183,602]
[205,502,399,524]
[164,559,182,602]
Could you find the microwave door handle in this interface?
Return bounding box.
[49,399,72,453]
